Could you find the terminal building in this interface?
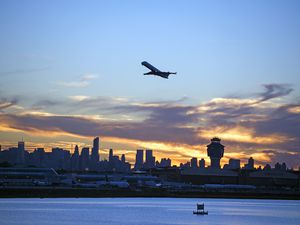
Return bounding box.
[0,167,60,186]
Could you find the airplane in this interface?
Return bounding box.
[141,61,176,79]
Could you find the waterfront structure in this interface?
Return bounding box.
[0,167,60,186]
[207,137,224,169]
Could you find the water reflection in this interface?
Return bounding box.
[0,198,299,225]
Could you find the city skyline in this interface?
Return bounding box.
[0,1,300,168]
[0,136,296,170]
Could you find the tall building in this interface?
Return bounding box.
[191,157,198,168]
[91,137,100,162]
[80,147,90,171]
[109,149,114,163]
[32,148,45,167]
[207,137,224,169]
[74,145,79,155]
[199,158,205,168]
[244,157,254,170]
[145,149,155,168]
[17,141,25,164]
[121,154,126,163]
[71,145,79,171]
[134,149,144,170]
[228,158,240,170]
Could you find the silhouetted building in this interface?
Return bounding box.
[226,158,240,170]
[244,157,255,170]
[91,137,100,162]
[17,141,25,164]
[199,158,205,168]
[31,148,45,167]
[49,147,71,170]
[109,149,114,163]
[263,164,271,171]
[71,145,79,171]
[134,149,144,170]
[121,154,126,163]
[274,162,287,171]
[207,137,224,169]
[181,168,239,185]
[191,157,198,168]
[145,149,155,169]
[158,158,171,168]
[80,147,90,171]
[282,162,287,171]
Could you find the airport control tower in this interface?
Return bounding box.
[207,137,224,169]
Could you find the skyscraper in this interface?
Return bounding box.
[80,147,90,171]
[109,149,114,163]
[121,154,125,163]
[191,157,198,168]
[207,137,224,169]
[134,149,144,170]
[145,149,155,168]
[17,141,25,164]
[91,137,100,162]
[71,145,79,171]
[199,158,205,168]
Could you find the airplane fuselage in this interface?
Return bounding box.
[144,71,176,79]
[141,61,176,79]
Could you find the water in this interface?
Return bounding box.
[0,198,300,225]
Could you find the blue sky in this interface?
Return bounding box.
[0,1,300,167]
[1,0,299,101]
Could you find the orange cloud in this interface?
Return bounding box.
[199,126,290,144]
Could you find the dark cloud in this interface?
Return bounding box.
[0,83,299,167]
[257,84,293,103]
[0,112,201,146]
[241,103,300,151]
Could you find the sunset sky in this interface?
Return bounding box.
[0,1,299,168]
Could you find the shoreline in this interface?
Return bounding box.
[1,187,300,200]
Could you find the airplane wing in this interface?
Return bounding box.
[141,61,161,72]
